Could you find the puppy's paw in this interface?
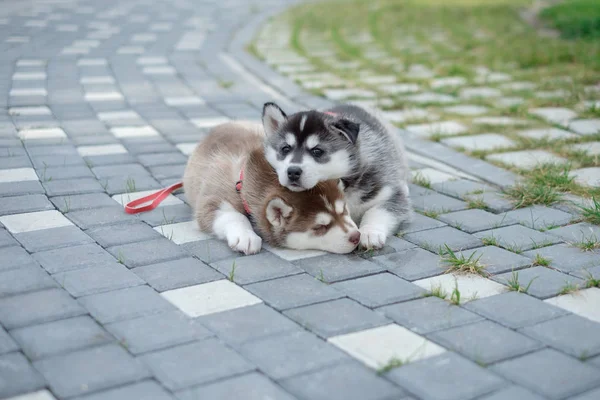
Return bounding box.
[359,226,387,249]
[227,229,262,255]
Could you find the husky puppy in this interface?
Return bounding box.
[183,121,361,255]
[262,102,412,249]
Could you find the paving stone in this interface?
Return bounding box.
[473,116,530,126]
[153,221,210,244]
[545,287,600,323]
[570,167,600,187]
[494,266,583,299]
[411,168,458,184]
[568,119,600,135]
[0,210,73,233]
[72,381,174,400]
[33,243,117,274]
[0,230,18,249]
[211,252,302,285]
[431,178,495,199]
[460,87,502,99]
[415,272,506,302]
[486,150,567,169]
[0,194,53,216]
[43,177,104,196]
[372,247,445,281]
[546,222,600,243]
[0,246,38,272]
[54,263,144,297]
[263,243,327,262]
[0,264,57,297]
[387,352,505,400]
[14,225,94,253]
[491,349,600,400]
[332,273,425,308]
[177,372,296,400]
[244,273,343,311]
[441,134,516,151]
[136,204,193,227]
[107,238,188,268]
[571,387,600,400]
[50,193,115,213]
[529,107,577,125]
[281,361,404,400]
[0,326,18,355]
[403,92,457,104]
[283,298,389,338]
[571,141,600,155]
[504,206,574,230]
[405,121,468,137]
[474,225,562,252]
[517,127,577,140]
[412,193,467,213]
[0,352,45,398]
[34,344,150,398]
[239,330,349,380]
[133,257,222,292]
[521,314,600,358]
[404,226,482,254]
[293,254,384,283]
[479,386,547,400]
[79,285,175,324]
[140,339,253,391]
[87,222,162,247]
[10,316,111,360]
[104,175,161,195]
[182,239,238,264]
[0,286,86,330]
[438,209,516,233]
[523,244,599,273]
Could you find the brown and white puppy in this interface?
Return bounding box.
[183,121,360,255]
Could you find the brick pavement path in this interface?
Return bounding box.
[1,0,600,399]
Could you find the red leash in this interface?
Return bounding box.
[124,182,183,214]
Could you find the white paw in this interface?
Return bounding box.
[227,229,262,255]
[359,226,387,249]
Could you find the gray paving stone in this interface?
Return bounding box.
[140,339,254,391]
[474,225,562,253]
[332,273,425,308]
[572,387,600,400]
[379,296,484,335]
[137,152,187,167]
[50,192,116,212]
[0,326,18,355]
[546,222,600,244]
[429,320,543,365]
[0,288,86,329]
[177,372,296,400]
[432,179,495,199]
[587,354,600,368]
[10,315,112,360]
[92,163,150,179]
[0,181,45,197]
[281,361,404,400]
[387,352,505,400]
[464,291,568,329]
[0,264,57,297]
[283,298,389,338]
[400,214,446,236]
[15,225,94,252]
[42,177,104,196]
[412,193,468,213]
[212,252,302,285]
[523,244,600,273]
[149,164,185,180]
[468,192,515,213]
[239,330,349,380]
[438,209,516,233]
[86,221,162,247]
[293,254,384,283]
[404,226,483,253]
[37,165,94,181]
[244,274,343,311]
[133,257,223,292]
[457,245,532,274]
[476,386,547,400]
[33,243,117,274]
[79,285,176,324]
[104,175,161,195]
[0,352,45,398]
[73,381,175,400]
[34,344,150,398]
[504,206,574,230]
[520,314,600,359]
[182,239,238,264]
[106,310,212,355]
[372,247,444,281]
[491,349,600,400]
[67,206,137,230]
[493,266,584,299]
[199,303,300,346]
[568,119,600,135]
[0,194,53,215]
[136,204,192,227]
[107,238,189,268]
[0,229,17,248]
[54,263,144,297]
[0,246,37,272]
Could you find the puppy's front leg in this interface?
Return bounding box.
[213,202,262,255]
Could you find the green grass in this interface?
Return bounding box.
[573,232,600,251]
[579,197,600,225]
[411,172,432,189]
[377,357,404,375]
[440,245,487,276]
[584,271,600,288]
[505,270,537,293]
[503,164,576,208]
[423,284,448,300]
[532,253,551,267]
[559,282,580,295]
[541,0,600,40]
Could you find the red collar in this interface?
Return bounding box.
[235,168,251,215]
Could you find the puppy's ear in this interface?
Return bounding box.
[266,197,293,227]
[262,102,287,136]
[330,119,360,144]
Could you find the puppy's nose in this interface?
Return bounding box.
[287,166,302,182]
[349,231,361,246]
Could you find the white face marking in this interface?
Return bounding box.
[305,134,319,149]
[315,212,332,226]
[285,133,296,147]
[285,218,359,254]
[299,115,307,132]
[334,200,345,215]
[320,194,333,212]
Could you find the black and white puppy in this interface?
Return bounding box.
[262,102,412,249]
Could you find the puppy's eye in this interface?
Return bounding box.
[311,148,324,158]
[281,145,291,155]
[313,224,328,235]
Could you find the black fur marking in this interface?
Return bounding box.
[332,119,360,144]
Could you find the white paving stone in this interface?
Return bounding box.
[84,92,124,102]
[472,117,530,126]
[486,150,567,169]
[154,221,211,244]
[6,37,30,44]
[142,66,177,75]
[405,121,468,137]
[5,390,57,400]
[323,88,377,100]
[569,167,600,188]
[165,97,205,106]
[442,105,489,116]
[110,126,159,138]
[12,72,46,81]
[381,109,436,123]
[570,141,600,155]
[77,58,107,66]
[360,75,396,85]
[329,324,446,369]
[529,107,577,126]
[459,87,502,99]
[402,92,457,104]
[414,274,506,303]
[131,33,157,42]
[97,110,141,121]
[545,288,600,323]
[136,56,168,65]
[191,117,231,129]
[77,144,128,157]
[495,97,524,107]
[276,64,314,74]
[430,77,467,89]
[411,168,457,184]
[567,119,600,136]
[18,127,67,140]
[117,46,145,55]
[499,81,536,91]
[0,210,73,234]
[535,90,569,99]
[474,72,511,84]
[161,280,262,317]
[405,65,435,79]
[441,134,516,151]
[80,76,115,84]
[73,39,100,48]
[9,88,47,97]
[8,106,51,116]
[262,243,325,261]
[380,84,420,94]
[0,168,39,183]
[16,60,46,67]
[176,143,197,155]
[62,47,90,55]
[517,128,577,140]
[112,190,183,208]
